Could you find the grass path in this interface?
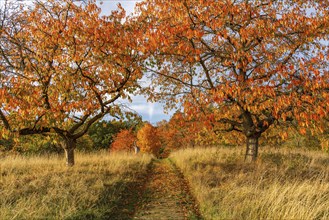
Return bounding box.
[133,159,202,220]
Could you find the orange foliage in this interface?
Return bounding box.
[158,112,236,152]
[0,0,144,165]
[111,129,136,152]
[136,0,329,159]
[137,123,161,156]
[158,112,197,150]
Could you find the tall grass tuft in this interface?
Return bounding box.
[0,151,152,219]
[171,147,329,220]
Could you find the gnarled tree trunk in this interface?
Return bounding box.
[245,135,259,162]
[62,138,77,167]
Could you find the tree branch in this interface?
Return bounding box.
[0,109,11,130]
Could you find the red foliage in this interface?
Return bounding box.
[111,129,136,152]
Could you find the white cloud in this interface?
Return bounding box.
[98,0,140,16]
[117,95,168,123]
[148,102,154,120]
[99,1,174,123]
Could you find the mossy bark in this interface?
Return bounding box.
[63,138,76,166]
[245,136,259,162]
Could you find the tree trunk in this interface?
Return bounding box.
[63,138,76,166]
[245,136,259,162]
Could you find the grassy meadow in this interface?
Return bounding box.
[1,145,329,220]
[171,147,329,220]
[0,151,152,219]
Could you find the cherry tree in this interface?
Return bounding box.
[137,0,329,161]
[0,0,143,165]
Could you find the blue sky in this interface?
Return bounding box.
[100,0,173,123]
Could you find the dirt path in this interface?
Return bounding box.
[133,159,202,220]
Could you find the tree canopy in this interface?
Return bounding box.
[137,123,161,157]
[111,129,136,152]
[137,0,329,160]
[0,0,328,164]
[0,0,143,165]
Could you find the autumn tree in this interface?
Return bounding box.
[111,129,136,152]
[137,123,161,156]
[137,0,329,161]
[157,112,199,157]
[157,119,183,151]
[88,115,143,150]
[157,111,211,152]
[158,110,253,156]
[0,0,143,165]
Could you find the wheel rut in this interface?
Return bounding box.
[133,159,202,220]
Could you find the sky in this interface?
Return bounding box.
[98,0,140,15]
[99,0,173,123]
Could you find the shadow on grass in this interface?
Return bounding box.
[168,159,203,220]
[65,161,154,220]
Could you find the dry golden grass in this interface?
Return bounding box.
[0,151,152,219]
[170,147,329,220]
